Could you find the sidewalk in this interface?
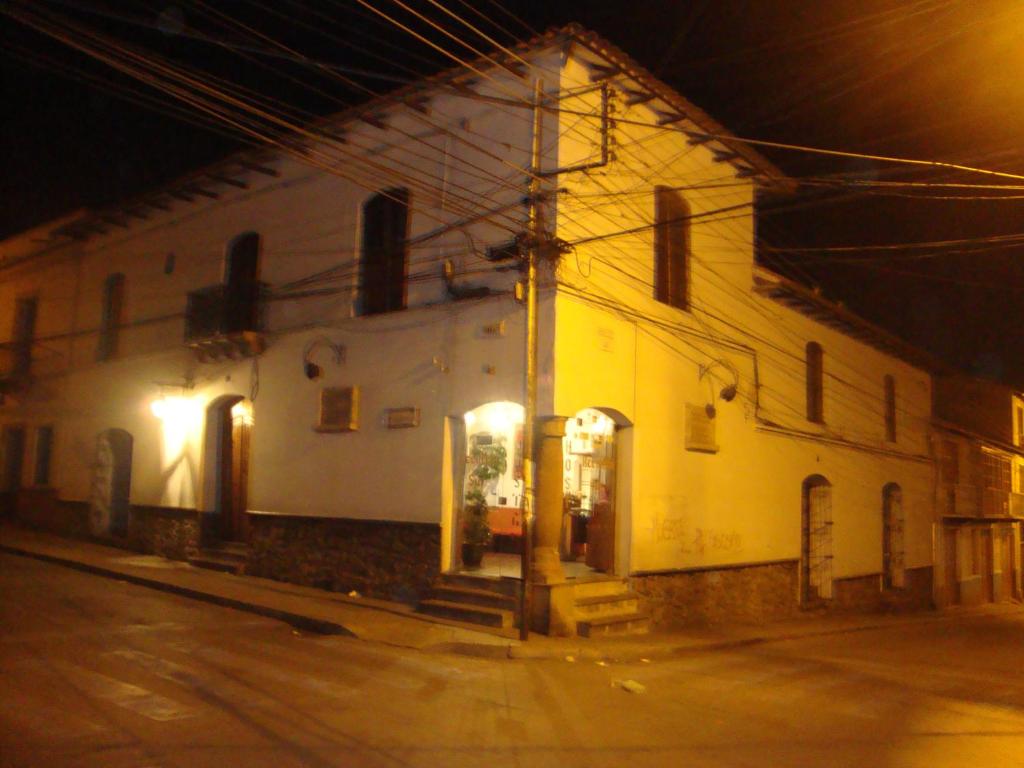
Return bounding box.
[2,522,1015,661]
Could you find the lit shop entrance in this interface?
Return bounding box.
[455,402,619,578]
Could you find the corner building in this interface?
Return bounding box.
[0,26,947,634]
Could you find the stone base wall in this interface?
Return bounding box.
[14,494,90,539]
[247,515,440,604]
[832,567,934,613]
[631,560,800,627]
[632,562,934,627]
[125,506,201,561]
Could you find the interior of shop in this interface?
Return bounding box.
[457,402,616,578]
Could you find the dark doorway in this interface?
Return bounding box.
[210,397,251,542]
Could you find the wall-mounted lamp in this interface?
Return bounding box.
[699,359,740,417]
[303,337,346,380]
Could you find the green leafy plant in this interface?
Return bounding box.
[462,442,508,547]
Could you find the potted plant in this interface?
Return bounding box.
[461,442,507,568]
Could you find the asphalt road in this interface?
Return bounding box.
[2,553,1023,768]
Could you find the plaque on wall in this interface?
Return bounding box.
[685,403,718,453]
[385,406,420,429]
[316,386,359,432]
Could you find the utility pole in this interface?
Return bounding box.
[519,78,543,642]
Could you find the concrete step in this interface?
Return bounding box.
[438,573,520,596]
[572,576,630,600]
[417,599,513,628]
[189,548,247,575]
[577,612,650,638]
[430,585,518,613]
[575,591,640,617]
[217,540,249,556]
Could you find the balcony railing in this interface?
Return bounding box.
[184,283,265,360]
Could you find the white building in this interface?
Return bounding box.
[0,25,943,633]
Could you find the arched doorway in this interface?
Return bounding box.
[801,475,832,605]
[205,396,252,542]
[457,401,524,575]
[882,483,905,589]
[89,429,133,536]
[563,408,621,573]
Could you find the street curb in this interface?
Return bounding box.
[0,544,356,637]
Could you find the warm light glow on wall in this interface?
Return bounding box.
[230,400,253,426]
[149,394,203,508]
[464,401,523,432]
[150,395,198,421]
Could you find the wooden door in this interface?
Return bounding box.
[1,427,25,492]
[943,527,959,605]
[231,416,251,541]
[982,529,995,602]
[585,431,616,573]
[802,479,833,605]
[0,426,25,516]
[217,402,250,542]
[1001,529,1015,601]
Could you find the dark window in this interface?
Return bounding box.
[33,426,53,486]
[1,426,25,492]
[359,189,410,315]
[884,374,896,442]
[806,342,824,423]
[225,233,261,333]
[9,297,37,378]
[654,186,690,310]
[97,273,125,361]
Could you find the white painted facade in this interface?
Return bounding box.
[0,28,940,608]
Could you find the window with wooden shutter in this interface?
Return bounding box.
[806,342,824,423]
[359,188,410,315]
[225,232,261,333]
[97,273,125,361]
[884,374,896,442]
[653,186,689,310]
[33,426,53,486]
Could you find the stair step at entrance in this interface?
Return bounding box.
[575,591,640,617]
[189,545,248,575]
[437,573,520,596]
[417,599,514,628]
[572,577,630,600]
[576,612,650,638]
[430,585,518,613]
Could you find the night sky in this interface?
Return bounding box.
[4,1,1024,385]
